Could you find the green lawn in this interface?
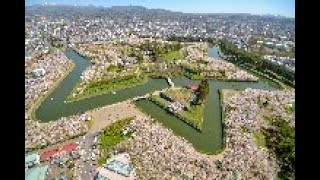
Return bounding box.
[164,88,191,107]
[98,117,134,166]
[179,104,204,130]
[285,102,295,114]
[67,74,148,102]
[150,88,205,131]
[149,95,171,108]
[162,50,183,62]
[184,64,227,80]
[253,131,266,148]
[107,65,123,72]
[184,73,206,80]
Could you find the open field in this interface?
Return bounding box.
[88,100,147,133]
[162,50,183,62]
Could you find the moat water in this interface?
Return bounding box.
[35,46,278,153]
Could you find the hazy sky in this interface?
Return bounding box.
[26,0,295,17]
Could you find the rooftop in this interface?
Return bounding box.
[40,142,78,161]
[25,153,39,164]
[97,153,135,180]
[25,166,48,180]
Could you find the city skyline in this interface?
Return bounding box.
[26,0,295,18]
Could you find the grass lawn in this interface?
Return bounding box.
[98,117,134,165]
[149,95,171,108]
[151,88,205,130]
[253,131,266,148]
[179,103,204,130]
[86,75,147,94]
[67,75,148,102]
[184,73,206,80]
[289,102,295,112]
[164,88,192,107]
[107,65,123,72]
[162,50,183,62]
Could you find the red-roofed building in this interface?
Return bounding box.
[40,142,78,161]
[60,142,77,152]
[40,149,59,161]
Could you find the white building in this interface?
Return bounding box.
[96,153,136,180]
[33,68,46,77]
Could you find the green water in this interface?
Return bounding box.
[34,46,278,153]
[135,77,276,153]
[35,50,169,121]
[135,46,278,153]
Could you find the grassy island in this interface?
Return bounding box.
[67,74,148,102]
[149,85,207,131]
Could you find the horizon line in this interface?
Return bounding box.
[25,3,295,18]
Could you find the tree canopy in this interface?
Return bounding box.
[263,118,295,179]
[219,40,295,87]
[196,79,209,104]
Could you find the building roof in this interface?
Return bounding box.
[98,153,135,180]
[98,167,132,180]
[25,153,39,164]
[25,166,48,180]
[61,142,78,152]
[40,142,78,161]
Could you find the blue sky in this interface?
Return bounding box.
[26,0,295,17]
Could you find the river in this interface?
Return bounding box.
[34,45,278,153]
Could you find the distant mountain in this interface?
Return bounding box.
[25,4,180,17]
[25,4,105,16]
[25,4,294,20]
[109,5,147,11]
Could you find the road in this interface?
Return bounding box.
[76,132,99,180]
